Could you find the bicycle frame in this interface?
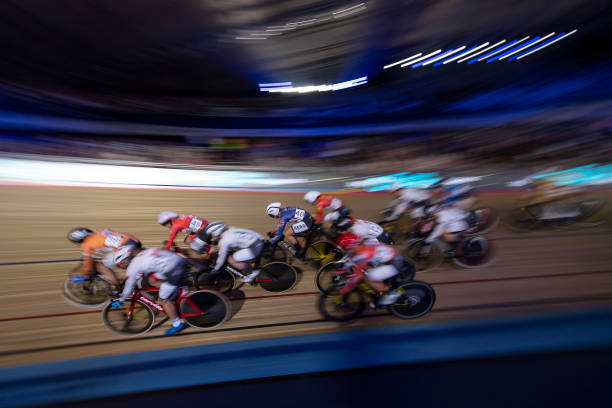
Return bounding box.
[126,287,206,320]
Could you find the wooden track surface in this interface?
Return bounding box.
[1,186,611,368]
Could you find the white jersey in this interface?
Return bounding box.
[425,207,469,243]
[120,249,185,301]
[399,188,430,204]
[350,219,384,242]
[214,227,264,271]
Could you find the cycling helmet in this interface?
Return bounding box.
[389,182,403,193]
[304,191,321,204]
[336,217,355,230]
[67,228,93,243]
[266,202,282,217]
[158,211,178,226]
[336,233,361,249]
[113,246,136,268]
[201,221,226,243]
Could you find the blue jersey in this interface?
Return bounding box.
[440,184,474,208]
[271,207,313,243]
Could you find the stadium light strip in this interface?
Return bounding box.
[259,82,293,87]
[384,53,423,69]
[413,49,459,68]
[259,76,367,93]
[439,42,490,64]
[459,40,506,63]
[497,32,556,60]
[401,50,442,67]
[515,30,577,60]
[471,37,529,63]
[420,46,466,66]
[487,35,545,62]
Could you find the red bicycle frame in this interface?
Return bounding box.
[125,287,206,320]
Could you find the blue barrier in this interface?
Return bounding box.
[2,308,612,407]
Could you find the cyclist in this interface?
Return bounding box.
[327,214,391,244]
[67,228,141,290]
[158,211,209,250]
[191,222,264,284]
[111,246,189,336]
[383,183,431,222]
[335,233,407,306]
[420,203,470,257]
[266,202,313,259]
[304,191,350,226]
[430,179,476,210]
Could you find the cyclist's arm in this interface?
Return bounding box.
[80,243,95,273]
[425,221,445,244]
[314,205,325,224]
[164,225,181,250]
[271,219,287,243]
[213,242,229,272]
[119,269,142,302]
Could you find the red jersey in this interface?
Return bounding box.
[314,195,344,223]
[165,215,209,250]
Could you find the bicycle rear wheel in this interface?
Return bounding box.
[318,287,366,322]
[180,290,231,329]
[257,262,297,292]
[194,269,235,294]
[315,262,350,294]
[62,273,113,308]
[387,281,435,319]
[452,236,495,269]
[305,240,343,267]
[102,299,155,335]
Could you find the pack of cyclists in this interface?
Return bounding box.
[67,180,490,335]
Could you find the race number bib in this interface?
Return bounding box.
[104,234,123,248]
[291,222,309,234]
[189,218,203,231]
[294,209,306,221]
[368,223,384,237]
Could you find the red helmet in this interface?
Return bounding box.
[336,233,361,249]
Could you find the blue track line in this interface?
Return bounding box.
[0,259,80,267]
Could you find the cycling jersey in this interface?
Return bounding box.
[271,207,313,243]
[80,229,141,272]
[314,195,344,224]
[425,207,469,243]
[213,227,264,272]
[165,215,209,250]
[120,248,186,301]
[350,219,385,244]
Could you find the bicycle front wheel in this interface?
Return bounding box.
[387,281,435,319]
[318,287,366,322]
[102,299,155,335]
[257,262,297,292]
[62,274,113,308]
[180,290,231,329]
[315,262,350,294]
[194,269,235,294]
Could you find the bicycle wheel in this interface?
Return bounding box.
[257,262,297,292]
[180,290,231,329]
[102,299,155,335]
[452,236,496,269]
[305,240,343,267]
[318,287,366,322]
[315,262,350,294]
[62,274,113,308]
[387,281,436,319]
[194,269,235,294]
[503,207,541,232]
[402,241,443,272]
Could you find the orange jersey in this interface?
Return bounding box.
[80,229,140,271]
[165,215,209,250]
[314,195,344,223]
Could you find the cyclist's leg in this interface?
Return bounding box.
[96,262,120,285]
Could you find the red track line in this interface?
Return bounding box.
[2,270,612,323]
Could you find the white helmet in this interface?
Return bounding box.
[158,211,178,225]
[112,246,136,268]
[389,182,403,193]
[304,191,321,204]
[202,221,226,242]
[266,202,282,217]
